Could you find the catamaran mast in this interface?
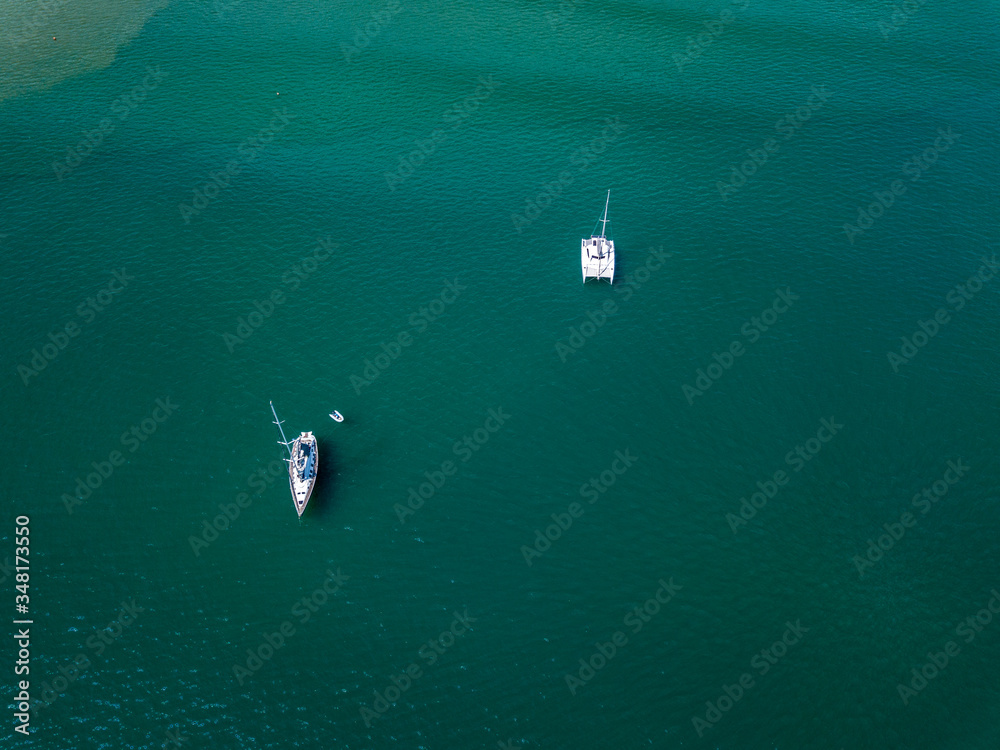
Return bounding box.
[599,190,610,238]
[269,400,292,459]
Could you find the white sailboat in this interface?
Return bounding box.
[582,190,615,283]
[270,401,318,517]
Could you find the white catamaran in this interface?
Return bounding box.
[582,190,615,283]
[270,401,318,517]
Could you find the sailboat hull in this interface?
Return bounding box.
[288,432,318,517]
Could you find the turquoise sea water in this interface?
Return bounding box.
[2,1,999,748]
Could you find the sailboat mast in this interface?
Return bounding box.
[599,190,610,237]
[269,400,292,458]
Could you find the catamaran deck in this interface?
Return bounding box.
[582,236,615,282]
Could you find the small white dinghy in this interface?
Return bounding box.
[329,411,344,422]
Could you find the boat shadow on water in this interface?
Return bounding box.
[305,437,337,518]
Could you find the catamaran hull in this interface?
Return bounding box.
[581,237,615,283]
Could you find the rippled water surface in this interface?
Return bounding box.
[2,0,999,748]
